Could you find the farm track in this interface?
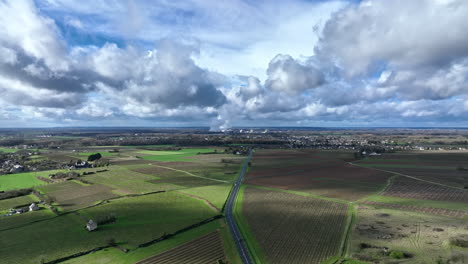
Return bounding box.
[135,231,225,264]
[176,191,219,212]
[148,163,230,183]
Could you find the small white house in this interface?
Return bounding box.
[86,220,98,232]
[29,203,39,212]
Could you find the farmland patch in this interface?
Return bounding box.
[241,186,349,264]
[349,206,468,263]
[135,231,225,264]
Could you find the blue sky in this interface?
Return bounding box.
[0,0,467,129]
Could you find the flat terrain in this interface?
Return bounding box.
[38,181,119,211]
[381,176,468,204]
[349,205,468,263]
[245,149,392,201]
[0,170,54,191]
[135,231,226,264]
[241,186,349,264]
[137,148,216,162]
[0,146,244,264]
[355,152,468,188]
[0,192,217,264]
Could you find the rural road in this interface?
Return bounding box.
[225,150,254,264]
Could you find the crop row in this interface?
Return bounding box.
[383,177,468,203]
[242,187,349,264]
[136,231,225,264]
[362,201,468,218]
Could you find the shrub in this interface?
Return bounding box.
[87,153,102,162]
[389,250,405,259]
[0,188,32,200]
[96,214,116,225]
[449,234,468,248]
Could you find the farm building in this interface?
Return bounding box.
[86,220,98,231]
[29,203,39,212]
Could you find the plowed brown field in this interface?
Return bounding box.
[246,150,391,201]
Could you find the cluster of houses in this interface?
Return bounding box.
[66,160,90,170]
[4,203,39,216]
[0,160,25,174]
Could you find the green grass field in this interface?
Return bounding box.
[0,192,217,264]
[81,166,174,194]
[0,170,56,191]
[137,148,215,162]
[0,207,55,230]
[0,147,18,153]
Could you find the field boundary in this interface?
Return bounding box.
[176,191,219,212]
[341,204,357,257]
[232,185,266,263]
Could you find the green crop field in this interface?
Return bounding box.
[137,148,215,162]
[0,192,217,264]
[0,147,18,153]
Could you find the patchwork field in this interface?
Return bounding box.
[0,192,217,264]
[0,147,244,264]
[240,186,349,264]
[245,149,391,201]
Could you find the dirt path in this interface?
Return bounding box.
[176,191,219,213]
[148,163,230,183]
[349,162,467,191]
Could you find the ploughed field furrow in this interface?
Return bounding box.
[362,201,468,218]
[242,187,349,264]
[135,231,225,264]
[383,177,468,203]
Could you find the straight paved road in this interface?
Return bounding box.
[225,150,254,264]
